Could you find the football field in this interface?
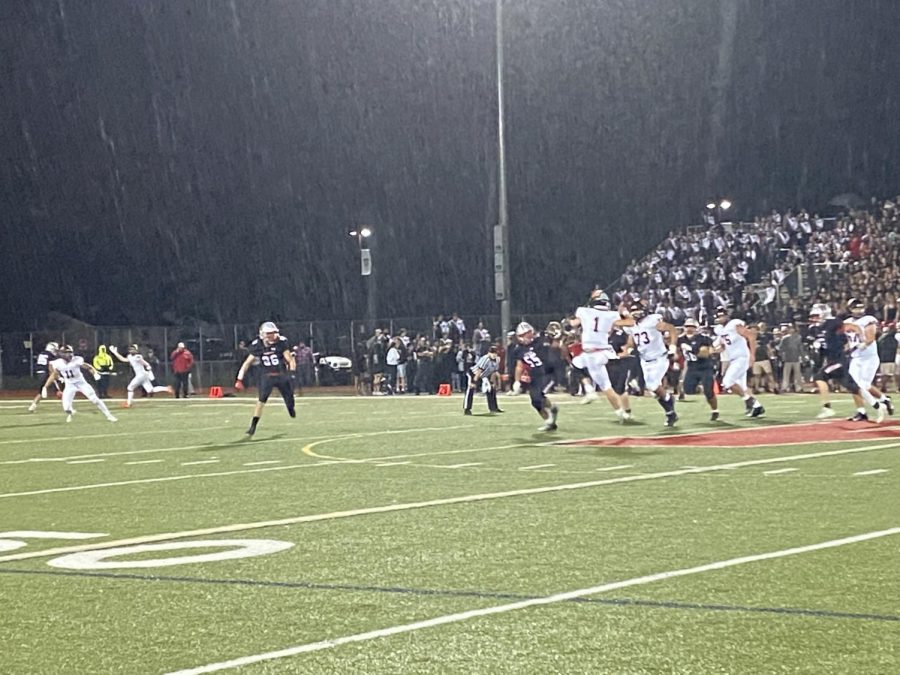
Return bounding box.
[1,392,898,674]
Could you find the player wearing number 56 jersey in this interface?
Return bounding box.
[712,307,764,418]
[235,321,297,436]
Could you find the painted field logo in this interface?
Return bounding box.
[560,420,900,448]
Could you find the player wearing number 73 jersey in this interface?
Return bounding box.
[235,321,297,436]
[621,301,678,427]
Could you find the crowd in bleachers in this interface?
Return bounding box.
[354,197,899,398]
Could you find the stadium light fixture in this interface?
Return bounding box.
[706,202,717,210]
[719,199,732,210]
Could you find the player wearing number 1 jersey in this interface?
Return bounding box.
[568,289,628,420]
[235,321,297,436]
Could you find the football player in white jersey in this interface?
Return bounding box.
[620,301,678,426]
[41,345,117,423]
[109,344,173,407]
[842,298,893,422]
[712,307,765,417]
[567,289,628,420]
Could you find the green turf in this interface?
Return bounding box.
[0,392,897,673]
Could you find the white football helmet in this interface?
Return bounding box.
[58,344,74,361]
[259,321,280,343]
[45,341,59,355]
[516,322,535,344]
[808,303,832,323]
[589,289,611,309]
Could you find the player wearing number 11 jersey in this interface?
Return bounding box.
[235,321,297,436]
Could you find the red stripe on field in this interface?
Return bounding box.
[562,421,900,448]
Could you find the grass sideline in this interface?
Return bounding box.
[1,392,898,674]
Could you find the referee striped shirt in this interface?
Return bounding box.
[471,354,499,378]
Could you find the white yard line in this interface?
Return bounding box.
[763,468,798,475]
[65,459,105,465]
[374,461,412,467]
[439,463,484,469]
[853,469,888,476]
[2,441,897,564]
[181,460,220,466]
[166,526,900,674]
[595,464,633,472]
[0,425,228,446]
[518,464,556,471]
[242,460,282,467]
[125,459,165,465]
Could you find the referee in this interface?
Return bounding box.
[463,346,503,415]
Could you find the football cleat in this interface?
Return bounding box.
[463,409,472,416]
[874,403,885,424]
[710,411,720,422]
[538,421,558,432]
[548,405,559,425]
[751,405,765,418]
[883,397,894,416]
[816,407,836,419]
[581,390,599,405]
[106,415,118,423]
[847,412,869,422]
[28,402,37,412]
[665,411,678,427]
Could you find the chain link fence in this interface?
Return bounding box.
[0,313,567,391]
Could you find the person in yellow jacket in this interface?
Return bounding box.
[92,345,115,399]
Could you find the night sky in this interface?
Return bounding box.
[2,0,899,329]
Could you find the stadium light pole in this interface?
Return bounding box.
[349,227,376,323]
[495,0,512,344]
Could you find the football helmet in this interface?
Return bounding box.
[45,341,59,355]
[58,345,74,361]
[683,318,699,330]
[127,344,139,354]
[846,298,865,316]
[714,306,729,323]
[808,303,833,323]
[516,321,535,344]
[545,321,563,339]
[589,289,611,309]
[259,321,280,344]
[628,300,646,320]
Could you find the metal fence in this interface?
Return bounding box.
[0,313,565,391]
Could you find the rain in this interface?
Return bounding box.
[2,0,899,328]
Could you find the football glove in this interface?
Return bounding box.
[93,372,101,381]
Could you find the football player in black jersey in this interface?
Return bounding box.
[235,321,297,436]
[678,319,719,420]
[808,303,847,419]
[29,341,61,412]
[512,322,560,431]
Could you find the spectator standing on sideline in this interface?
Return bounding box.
[170,342,195,398]
[295,340,314,388]
[384,338,400,394]
[876,323,897,392]
[92,345,115,399]
[778,325,804,393]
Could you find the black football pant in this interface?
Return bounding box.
[464,374,499,412]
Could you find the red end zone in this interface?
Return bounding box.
[560,420,900,448]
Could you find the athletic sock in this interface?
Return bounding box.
[249,416,260,431]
